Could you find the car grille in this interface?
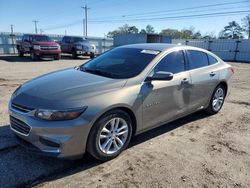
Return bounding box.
[40,46,58,50]
[10,116,31,135]
[11,103,33,113]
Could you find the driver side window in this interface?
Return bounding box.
[154,50,185,74]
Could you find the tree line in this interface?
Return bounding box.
[107,14,250,39]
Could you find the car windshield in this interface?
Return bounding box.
[80,47,159,79]
[74,37,88,43]
[31,35,52,42]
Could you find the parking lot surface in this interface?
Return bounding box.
[0,55,249,187]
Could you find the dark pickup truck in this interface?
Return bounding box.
[58,36,95,59]
[17,34,61,60]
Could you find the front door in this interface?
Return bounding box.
[142,50,191,130]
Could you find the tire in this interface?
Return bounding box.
[31,51,39,61]
[90,53,95,59]
[72,49,78,59]
[205,85,226,115]
[87,110,133,161]
[54,54,61,60]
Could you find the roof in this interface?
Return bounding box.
[120,43,180,51]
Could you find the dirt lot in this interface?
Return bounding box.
[0,55,250,188]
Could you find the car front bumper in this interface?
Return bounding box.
[9,104,92,159]
[34,50,61,57]
[75,49,94,55]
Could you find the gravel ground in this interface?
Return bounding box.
[0,55,249,188]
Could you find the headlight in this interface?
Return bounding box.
[57,44,61,50]
[76,45,82,50]
[33,45,40,50]
[35,107,87,121]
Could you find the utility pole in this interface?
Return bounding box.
[81,4,90,37]
[32,20,39,34]
[10,24,16,54]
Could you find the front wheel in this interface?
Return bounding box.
[90,53,95,59]
[72,49,78,59]
[54,54,61,60]
[205,85,226,114]
[87,110,133,161]
[31,51,39,61]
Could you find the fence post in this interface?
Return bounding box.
[10,33,16,54]
[234,40,241,62]
[208,40,213,51]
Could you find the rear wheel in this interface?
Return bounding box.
[206,85,226,114]
[87,110,133,161]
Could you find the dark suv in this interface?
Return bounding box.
[59,36,95,59]
[17,34,61,60]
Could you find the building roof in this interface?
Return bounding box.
[121,43,180,51]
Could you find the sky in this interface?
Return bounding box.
[0,0,249,37]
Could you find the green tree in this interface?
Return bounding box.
[160,27,199,39]
[242,14,250,39]
[107,24,139,38]
[220,21,243,39]
[160,28,181,39]
[140,25,155,34]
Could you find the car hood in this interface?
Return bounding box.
[11,68,127,109]
[76,42,91,47]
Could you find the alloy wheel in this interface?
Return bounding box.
[98,117,129,155]
[212,87,224,112]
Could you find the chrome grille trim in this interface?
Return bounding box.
[40,46,58,50]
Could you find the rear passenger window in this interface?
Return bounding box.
[187,50,209,69]
[207,54,218,65]
[154,51,185,74]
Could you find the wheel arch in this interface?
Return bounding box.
[216,80,228,96]
[89,105,138,137]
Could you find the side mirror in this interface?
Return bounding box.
[145,71,174,82]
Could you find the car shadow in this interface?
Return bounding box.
[0,110,209,187]
[0,54,89,62]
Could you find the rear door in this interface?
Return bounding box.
[186,50,220,111]
[142,50,191,130]
[61,37,70,52]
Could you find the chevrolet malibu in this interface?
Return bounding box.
[9,44,234,161]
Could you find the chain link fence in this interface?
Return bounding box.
[0,32,113,55]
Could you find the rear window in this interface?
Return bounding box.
[207,54,218,65]
[187,50,209,70]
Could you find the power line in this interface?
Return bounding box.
[88,10,250,23]
[40,10,250,30]
[89,5,250,21]
[119,0,250,17]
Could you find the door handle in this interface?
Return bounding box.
[210,72,216,77]
[181,78,189,84]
